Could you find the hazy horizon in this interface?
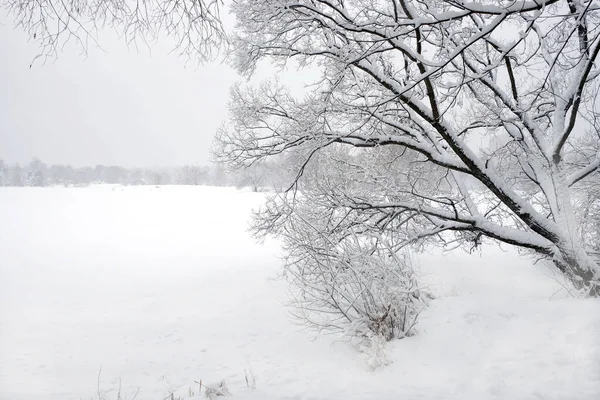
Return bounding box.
[1,13,239,169]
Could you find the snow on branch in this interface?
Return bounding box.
[216,0,600,294]
[3,0,226,64]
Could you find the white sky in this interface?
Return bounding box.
[0,14,240,168]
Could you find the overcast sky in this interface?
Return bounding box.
[0,14,241,168]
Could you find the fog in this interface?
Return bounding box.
[0,14,237,168]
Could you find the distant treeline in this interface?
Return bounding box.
[0,157,293,191]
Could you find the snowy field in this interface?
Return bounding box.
[0,186,599,400]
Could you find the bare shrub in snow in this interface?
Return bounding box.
[283,233,424,342]
[252,149,428,345]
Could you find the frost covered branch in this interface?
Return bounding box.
[3,0,226,64]
[215,0,600,295]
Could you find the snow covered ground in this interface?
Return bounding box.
[0,186,598,400]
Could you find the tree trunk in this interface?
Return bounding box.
[553,241,600,296]
[554,255,600,297]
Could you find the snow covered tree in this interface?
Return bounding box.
[48,164,75,186]
[233,162,266,191]
[8,164,25,187]
[94,165,128,184]
[73,167,95,186]
[26,157,46,187]
[128,168,146,185]
[213,0,600,296]
[6,0,600,295]
[0,159,6,186]
[147,170,164,185]
[178,165,206,185]
[209,164,230,186]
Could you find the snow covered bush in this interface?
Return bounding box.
[283,228,424,342]
[252,146,428,344]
